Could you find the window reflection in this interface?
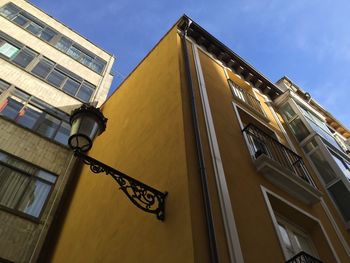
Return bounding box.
[0,150,56,219]
[0,2,107,73]
[0,82,71,146]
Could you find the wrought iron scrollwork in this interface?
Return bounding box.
[74,150,167,221]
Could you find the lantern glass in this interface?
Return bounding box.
[68,104,107,152]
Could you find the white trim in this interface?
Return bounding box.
[192,44,244,263]
[261,186,341,263]
[265,101,298,153]
[320,199,350,257]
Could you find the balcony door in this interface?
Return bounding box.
[277,217,318,260]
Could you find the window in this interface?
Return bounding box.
[26,21,44,36]
[77,82,94,102]
[280,103,310,142]
[0,151,56,218]
[55,37,72,53]
[36,113,60,138]
[40,27,57,42]
[303,138,350,225]
[12,13,28,26]
[0,41,19,59]
[46,69,67,88]
[0,80,10,94]
[288,117,310,142]
[63,78,80,95]
[31,59,54,79]
[0,81,71,145]
[0,3,20,19]
[229,79,265,116]
[67,45,82,60]
[12,47,36,68]
[277,217,318,260]
[0,36,37,69]
[1,2,106,73]
[30,56,95,101]
[299,106,342,151]
[91,58,107,73]
[328,181,350,222]
[1,31,96,102]
[329,150,350,181]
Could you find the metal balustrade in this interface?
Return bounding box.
[229,80,265,116]
[286,251,323,263]
[242,124,316,188]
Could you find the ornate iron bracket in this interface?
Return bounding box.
[74,150,167,221]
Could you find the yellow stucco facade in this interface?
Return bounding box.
[47,17,350,263]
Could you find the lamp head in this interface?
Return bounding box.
[68,104,107,152]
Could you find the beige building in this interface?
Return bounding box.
[0,0,114,262]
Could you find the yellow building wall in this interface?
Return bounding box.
[50,27,196,263]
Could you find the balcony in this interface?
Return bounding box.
[243,124,322,204]
[229,80,266,117]
[286,251,323,263]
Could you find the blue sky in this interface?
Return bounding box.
[32,0,350,128]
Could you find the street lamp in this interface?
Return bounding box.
[68,104,167,221]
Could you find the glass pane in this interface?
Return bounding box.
[47,69,66,88]
[67,45,82,60]
[309,149,337,184]
[36,170,56,183]
[0,3,20,19]
[13,14,28,26]
[16,105,42,129]
[36,114,60,138]
[63,78,80,96]
[17,179,51,217]
[329,181,350,221]
[281,103,296,121]
[54,122,71,145]
[12,48,36,68]
[40,27,57,42]
[80,53,94,67]
[0,97,25,120]
[26,22,43,36]
[31,59,54,79]
[289,117,310,142]
[0,166,30,209]
[232,85,245,102]
[292,232,315,256]
[12,88,30,101]
[0,152,8,162]
[55,37,72,53]
[0,42,20,59]
[277,224,295,259]
[0,153,36,174]
[303,139,318,153]
[76,83,94,102]
[91,58,106,73]
[0,80,10,92]
[330,150,350,181]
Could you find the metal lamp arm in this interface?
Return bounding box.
[73,150,167,221]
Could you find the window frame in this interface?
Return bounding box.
[279,98,350,229]
[276,215,319,260]
[0,150,57,221]
[0,81,71,146]
[0,2,107,74]
[0,31,96,102]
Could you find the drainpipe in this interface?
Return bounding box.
[179,17,219,263]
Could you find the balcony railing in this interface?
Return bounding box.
[286,251,323,263]
[229,80,265,116]
[242,124,316,188]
